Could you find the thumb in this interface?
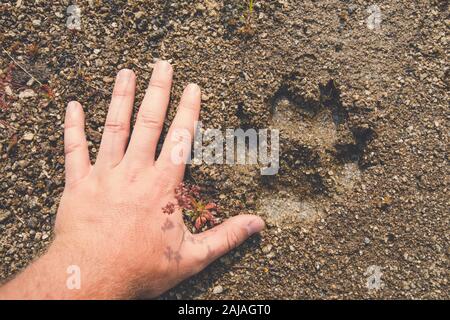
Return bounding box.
[186,214,265,271]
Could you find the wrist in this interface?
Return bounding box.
[0,236,135,299]
[47,236,136,299]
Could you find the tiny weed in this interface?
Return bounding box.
[40,84,55,101]
[162,183,220,233]
[25,43,39,58]
[238,0,256,36]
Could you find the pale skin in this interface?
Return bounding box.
[0,61,265,299]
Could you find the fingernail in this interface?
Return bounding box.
[117,68,133,82]
[155,60,172,72]
[245,218,265,236]
[186,83,200,94]
[67,101,79,113]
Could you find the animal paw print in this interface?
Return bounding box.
[258,75,375,226]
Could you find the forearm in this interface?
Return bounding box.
[0,239,131,300]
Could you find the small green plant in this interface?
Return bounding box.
[239,0,255,35]
[162,183,219,233]
[40,84,55,101]
[245,0,255,25]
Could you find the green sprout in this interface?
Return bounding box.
[249,0,254,15]
[239,0,255,35]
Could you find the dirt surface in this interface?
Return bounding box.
[0,0,448,299]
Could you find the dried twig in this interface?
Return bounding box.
[2,48,44,86]
[14,213,25,224]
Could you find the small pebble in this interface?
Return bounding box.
[0,210,11,223]
[262,244,273,253]
[19,89,37,99]
[213,285,224,294]
[23,133,35,141]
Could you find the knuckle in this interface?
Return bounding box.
[64,142,83,156]
[137,111,163,130]
[152,171,178,195]
[148,79,168,91]
[104,121,129,135]
[64,121,80,130]
[123,167,142,184]
[227,227,244,251]
[180,102,199,112]
[169,127,192,144]
[112,88,132,98]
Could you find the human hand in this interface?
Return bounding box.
[0,61,265,299]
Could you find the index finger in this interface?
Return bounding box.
[155,83,201,181]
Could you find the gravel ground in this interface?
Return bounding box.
[0,0,448,299]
